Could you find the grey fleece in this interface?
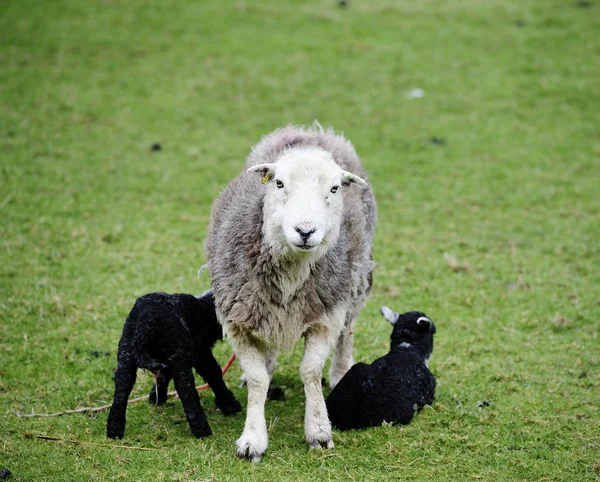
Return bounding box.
[205,124,376,349]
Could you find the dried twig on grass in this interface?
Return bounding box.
[15,403,114,418]
[24,432,159,451]
[14,353,236,418]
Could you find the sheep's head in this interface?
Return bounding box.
[380,307,436,360]
[248,147,367,258]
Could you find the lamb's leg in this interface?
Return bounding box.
[107,357,137,439]
[234,342,269,462]
[149,366,172,405]
[301,327,334,449]
[194,352,241,416]
[171,363,212,438]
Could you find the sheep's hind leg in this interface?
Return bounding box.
[330,267,372,389]
[234,342,269,462]
[172,363,212,438]
[301,327,334,449]
[107,357,137,439]
[265,349,285,401]
[329,311,357,389]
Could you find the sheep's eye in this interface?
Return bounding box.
[330,185,339,194]
[276,180,284,189]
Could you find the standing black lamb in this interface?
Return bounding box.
[325,307,436,431]
[106,291,242,439]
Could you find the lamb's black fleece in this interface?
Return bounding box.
[106,291,241,439]
[325,310,436,431]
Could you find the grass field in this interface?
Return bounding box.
[1,0,599,480]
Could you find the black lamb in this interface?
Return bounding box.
[106,290,241,439]
[325,307,436,431]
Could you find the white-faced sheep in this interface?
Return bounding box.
[106,291,241,440]
[205,124,376,461]
[325,307,436,430]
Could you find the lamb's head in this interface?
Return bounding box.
[380,307,436,360]
[248,147,367,258]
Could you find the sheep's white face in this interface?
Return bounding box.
[248,147,367,259]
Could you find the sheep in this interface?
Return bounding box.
[325,307,436,431]
[106,290,242,440]
[205,124,376,461]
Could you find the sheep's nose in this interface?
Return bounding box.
[294,227,315,242]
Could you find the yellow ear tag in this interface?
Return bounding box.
[260,174,271,184]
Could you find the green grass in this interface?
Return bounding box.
[1,0,599,480]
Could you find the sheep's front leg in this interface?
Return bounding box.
[235,342,269,462]
[301,327,334,449]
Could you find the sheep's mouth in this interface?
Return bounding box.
[295,244,315,251]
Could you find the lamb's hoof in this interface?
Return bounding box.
[106,428,124,440]
[218,398,242,416]
[267,386,285,401]
[191,426,212,439]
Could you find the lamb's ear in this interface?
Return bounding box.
[380,306,399,325]
[247,163,277,184]
[196,289,213,302]
[416,316,432,330]
[341,170,368,188]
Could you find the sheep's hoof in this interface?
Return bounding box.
[236,435,266,463]
[236,445,263,463]
[307,435,334,450]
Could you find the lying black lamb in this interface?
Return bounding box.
[325,307,436,430]
[106,290,241,439]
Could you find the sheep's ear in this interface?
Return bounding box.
[248,163,277,184]
[380,306,399,325]
[341,170,368,188]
